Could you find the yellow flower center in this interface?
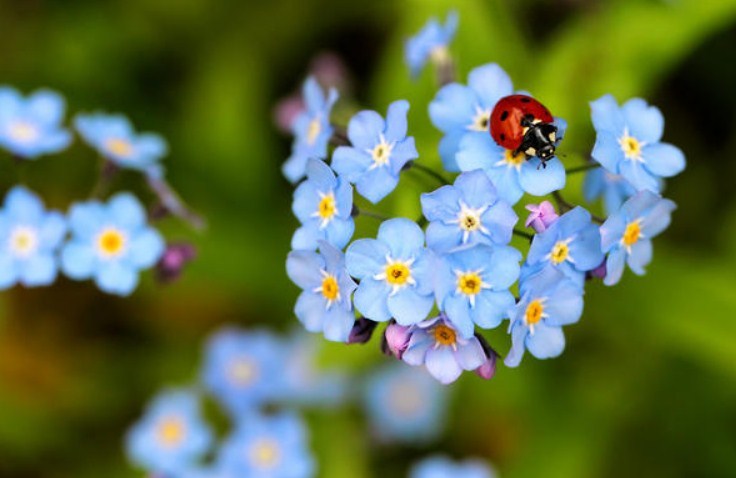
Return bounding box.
[8,122,38,142]
[317,193,336,221]
[457,272,483,296]
[623,220,642,247]
[430,45,450,64]
[156,416,186,448]
[372,142,392,167]
[469,108,491,132]
[525,299,544,326]
[550,241,570,264]
[433,324,457,347]
[228,357,258,386]
[460,212,480,232]
[619,134,642,160]
[321,275,339,301]
[97,228,126,258]
[385,263,410,286]
[105,138,133,157]
[504,149,526,167]
[306,117,321,145]
[10,227,38,257]
[249,439,281,469]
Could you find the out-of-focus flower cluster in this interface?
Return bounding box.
[282,13,685,384]
[0,86,201,296]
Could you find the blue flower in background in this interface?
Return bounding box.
[0,87,72,158]
[287,242,358,342]
[456,117,568,204]
[590,94,685,193]
[125,389,212,475]
[282,77,338,183]
[0,186,66,289]
[421,170,518,252]
[332,100,418,204]
[505,266,584,368]
[428,63,513,172]
[435,244,520,338]
[600,190,676,286]
[216,412,315,478]
[405,11,459,77]
[346,218,433,325]
[201,327,287,416]
[363,363,448,443]
[526,207,604,285]
[403,315,486,384]
[291,159,354,251]
[75,113,168,177]
[410,456,496,478]
[60,193,165,296]
[583,167,637,215]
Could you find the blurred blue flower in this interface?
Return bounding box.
[201,327,287,416]
[590,95,685,193]
[410,456,496,478]
[363,363,448,443]
[282,77,338,183]
[583,167,637,216]
[332,100,418,203]
[456,117,567,204]
[125,389,212,475]
[216,412,315,478]
[526,207,604,285]
[421,170,518,252]
[291,159,354,251]
[428,63,513,172]
[346,218,433,325]
[60,192,165,296]
[435,244,520,338]
[0,186,66,289]
[403,315,486,384]
[75,113,168,177]
[600,190,676,286]
[0,87,72,158]
[505,266,584,368]
[405,11,459,77]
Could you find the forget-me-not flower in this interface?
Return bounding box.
[346,218,433,325]
[405,11,459,77]
[600,190,676,286]
[287,242,358,342]
[410,456,496,478]
[590,94,685,193]
[0,186,66,289]
[435,244,520,338]
[291,158,354,251]
[421,170,517,253]
[282,76,338,183]
[60,192,165,296]
[505,266,584,367]
[583,166,638,216]
[332,100,418,204]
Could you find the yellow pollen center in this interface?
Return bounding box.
[458,272,483,296]
[505,149,526,166]
[620,135,642,159]
[306,118,321,145]
[372,141,392,166]
[433,324,457,346]
[623,220,642,247]
[385,263,410,285]
[250,439,281,469]
[430,45,450,64]
[550,241,570,264]
[525,300,544,326]
[105,138,133,157]
[97,228,126,257]
[157,417,186,447]
[321,275,339,301]
[460,213,480,231]
[317,194,336,220]
[10,227,37,256]
[9,122,38,142]
[229,357,257,386]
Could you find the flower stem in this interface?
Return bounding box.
[352,206,389,221]
[408,161,449,186]
[330,126,350,146]
[565,162,600,175]
[513,228,534,241]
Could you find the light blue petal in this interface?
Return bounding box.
[454,339,486,370]
[291,180,319,223]
[642,143,686,177]
[347,110,384,150]
[443,296,474,338]
[334,178,353,219]
[128,228,165,268]
[591,131,623,173]
[474,290,514,329]
[325,218,355,249]
[306,158,337,191]
[384,100,409,143]
[619,160,660,192]
[388,287,434,326]
[426,347,462,384]
[568,223,604,271]
[590,94,624,135]
[525,322,565,359]
[286,250,323,289]
[390,137,419,175]
[60,242,96,279]
[323,306,354,342]
[468,63,513,107]
[600,213,626,253]
[331,146,372,183]
[345,238,389,278]
[622,98,664,143]
[438,131,465,172]
[425,221,463,253]
[135,134,168,159]
[487,164,524,205]
[482,201,518,245]
[295,291,327,333]
[402,333,432,366]
[487,245,522,289]
[282,150,309,183]
[519,157,565,196]
[95,261,139,296]
[456,169,498,207]
[627,238,653,275]
[544,281,584,326]
[5,186,44,222]
[19,254,57,286]
[641,198,676,237]
[429,84,476,133]
[353,278,391,322]
[377,218,424,258]
[291,224,321,251]
[302,76,325,113]
[456,133,497,171]
[420,185,460,222]
[604,247,626,286]
[584,168,605,203]
[108,193,146,230]
[356,165,399,204]
[27,89,66,125]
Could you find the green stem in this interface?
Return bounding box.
[409,162,449,186]
[565,162,601,175]
[513,228,534,241]
[353,208,389,221]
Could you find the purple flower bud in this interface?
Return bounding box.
[348,317,378,344]
[588,259,607,280]
[474,334,498,380]
[309,51,351,93]
[525,201,559,233]
[382,321,412,359]
[156,243,197,283]
[273,94,306,134]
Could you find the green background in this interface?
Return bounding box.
[0,0,735,476]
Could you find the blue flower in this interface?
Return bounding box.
[0,186,66,288]
[291,159,354,250]
[526,207,605,285]
[429,63,515,172]
[590,94,686,193]
[363,363,448,443]
[600,190,676,286]
[201,327,287,416]
[0,87,72,158]
[332,100,418,204]
[287,242,358,342]
[346,218,433,325]
[216,412,315,478]
[504,267,584,368]
[583,167,637,215]
[75,113,168,176]
[405,11,459,77]
[403,315,486,384]
[435,244,520,338]
[410,456,496,478]
[421,170,518,252]
[456,117,568,204]
[60,193,165,296]
[125,389,212,475]
[282,77,338,183]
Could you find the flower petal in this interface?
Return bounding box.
[425,347,462,384]
[525,322,565,359]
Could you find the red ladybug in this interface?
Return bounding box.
[490,94,559,165]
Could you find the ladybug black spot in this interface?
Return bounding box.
[500,111,509,121]
[500,133,506,141]
[520,97,531,103]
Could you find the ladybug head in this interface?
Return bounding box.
[538,143,556,161]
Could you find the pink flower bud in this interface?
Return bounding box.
[525,201,559,233]
[474,334,498,380]
[588,259,607,280]
[382,322,412,359]
[156,243,197,283]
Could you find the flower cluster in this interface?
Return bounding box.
[283,15,685,384]
[0,86,202,295]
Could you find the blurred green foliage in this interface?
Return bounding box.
[0,0,735,477]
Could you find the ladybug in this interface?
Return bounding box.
[489,94,559,166]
